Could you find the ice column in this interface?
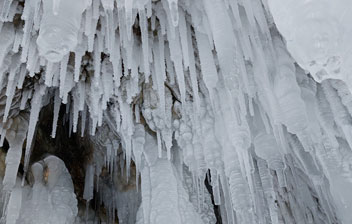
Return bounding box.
[2,114,28,191]
[138,133,204,224]
[26,162,51,224]
[4,179,22,224]
[37,0,88,62]
[44,155,78,224]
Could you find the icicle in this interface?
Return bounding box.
[135,104,140,123]
[101,0,115,54]
[81,105,87,137]
[194,30,218,107]
[51,63,61,87]
[3,55,20,122]
[331,80,352,116]
[37,0,88,62]
[83,164,95,202]
[119,98,133,180]
[22,84,46,184]
[74,47,85,82]
[62,68,75,105]
[51,89,61,138]
[59,54,69,99]
[152,39,166,119]
[257,159,279,224]
[111,37,122,91]
[151,14,156,31]
[52,0,61,15]
[157,130,162,158]
[321,81,352,149]
[69,101,73,136]
[132,124,145,174]
[178,9,189,69]
[125,0,133,40]
[0,0,13,21]
[166,25,186,105]
[6,1,18,22]
[254,133,286,188]
[77,81,86,111]
[0,127,6,147]
[211,171,221,205]
[220,173,236,223]
[167,0,179,27]
[2,115,28,191]
[114,104,121,132]
[203,0,236,78]
[26,39,39,77]
[139,8,150,82]
[20,89,31,110]
[44,62,55,86]
[12,30,22,53]
[186,24,200,113]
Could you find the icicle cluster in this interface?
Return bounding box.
[1,0,352,223]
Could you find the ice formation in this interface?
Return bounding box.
[268,0,352,87]
[2,155,77,224]
[0,0,352,223]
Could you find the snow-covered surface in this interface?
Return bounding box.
[0,0,352,223]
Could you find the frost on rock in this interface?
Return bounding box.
[1,0,352,223]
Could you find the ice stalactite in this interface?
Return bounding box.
[2,114,28,191]
[137,133,204,224]
[23,84,46,183]
[37,0,88,62]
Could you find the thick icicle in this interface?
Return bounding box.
[37,0,88,62]
[51,89,61,138]
[194,30,218,107]
[254,133,286,187]
[2,114,28,191]
[22,84,46,183]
